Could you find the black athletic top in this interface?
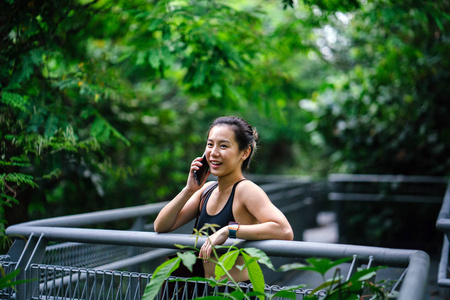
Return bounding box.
[195,179,246,234]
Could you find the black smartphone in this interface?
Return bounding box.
[194,154,209,185]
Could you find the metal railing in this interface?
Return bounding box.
[435,180,450,287]
[4,226,431,300]
[329,174,447,249]
[2,178,432,299]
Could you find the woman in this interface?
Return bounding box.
[154,116,293,282]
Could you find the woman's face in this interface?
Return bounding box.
[205,125,246,177]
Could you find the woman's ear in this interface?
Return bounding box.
[242,146,251,160]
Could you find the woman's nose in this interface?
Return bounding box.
[210,146,220,157]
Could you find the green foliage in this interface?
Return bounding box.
[308,1,450,176]
[0,267,35,292]
[0,0,327,230]
[280,257,389,300]
[1,0,449,243]
[143,226,392,299]
[142,225,301,300]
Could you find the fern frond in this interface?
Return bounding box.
[2,173,38,189]
[1,92,28,112]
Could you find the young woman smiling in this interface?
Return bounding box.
[154,116,293,282]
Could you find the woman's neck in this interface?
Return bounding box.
[216,172,245,193]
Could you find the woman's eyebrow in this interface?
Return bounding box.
[208,138,231,144]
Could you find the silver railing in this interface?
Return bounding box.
[436,180,450,287]
[2,178,433,299]
[4,226,431,300]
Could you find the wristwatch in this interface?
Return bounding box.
[228,221,239,238]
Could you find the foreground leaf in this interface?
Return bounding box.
[178,251,197,273]
[242,247,275,271]
[142,256,181,300]
[215,249,240,279]
[242,252,265,300]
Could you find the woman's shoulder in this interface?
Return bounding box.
[236,179,267,196]
[201,180,218,194]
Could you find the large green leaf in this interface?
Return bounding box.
[142,256,181,300]
[242,247,275,271]
[242,252,265,300]
[177,251,198,273]
[215,249,239,279]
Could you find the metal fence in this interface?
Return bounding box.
[21,264,323,300]
[2,177,432,300]
[436,179,450,287]
[2,230,430,300]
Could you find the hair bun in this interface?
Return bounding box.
[252,127,260,144]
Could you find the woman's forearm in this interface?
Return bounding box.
[232,222,294,241]
[153,187,196,233]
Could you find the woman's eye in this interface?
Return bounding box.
[220,145,228,149]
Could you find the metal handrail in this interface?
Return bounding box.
[435,180,450,286]
[6,223,430,300]
[4,178,434,299]
[19,201,169,227]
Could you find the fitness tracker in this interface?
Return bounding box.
[228,221,239,238]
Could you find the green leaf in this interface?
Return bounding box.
[90,114,130,146]
[142,256,181,300]
[215,249,239,279]
[310,276,342,294]
[242,252,265,300]
[0,268,21,290]
[177,251,197,273]
[242,247,275,271]
[348,266,384,282]
[304,257,352,276]
[271,289,296,299]
[0,267,37,290]
[194,297,230,300]
[278,262,308,272]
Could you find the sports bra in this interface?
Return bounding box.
[195,179,246,233]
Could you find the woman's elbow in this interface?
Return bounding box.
[153,222,168,233]
[278,223,294,241]
[283,228,294,241]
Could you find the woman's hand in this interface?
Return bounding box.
[198,227,228,261]
[186,156,210,192]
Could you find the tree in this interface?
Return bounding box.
[306,1,450,175]
[2,0,448,239]
[0,0,319,230]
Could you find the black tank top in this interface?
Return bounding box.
[195,179,246,233]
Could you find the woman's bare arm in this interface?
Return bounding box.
[199,181,293,260]
[234,181,294,241]
[153,156,211,233]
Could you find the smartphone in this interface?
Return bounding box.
[194,154,209,185]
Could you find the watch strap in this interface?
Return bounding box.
[228,221,239,238]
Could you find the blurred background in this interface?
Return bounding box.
[1,0,449,254]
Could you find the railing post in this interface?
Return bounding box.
[398,251,430,300]
[14,233,48,300]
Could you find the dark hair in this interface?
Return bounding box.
[208,116,259,170]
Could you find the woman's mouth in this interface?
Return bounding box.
[210,161,222,168]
